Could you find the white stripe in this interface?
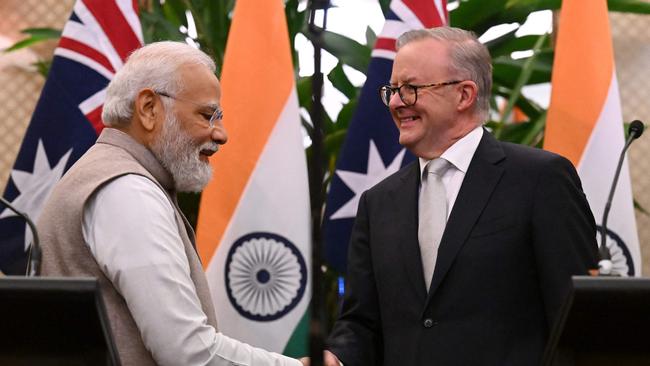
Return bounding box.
[391,0,425,29]
[75,0,124,71]
[61,20,105,58]
[371,49,396,60]
[79,87,107,115]
[116,0,144,45]
[206,88,310,352]
[577,73,641,275]
[434,0,447,25]
[54,48,114,80]
[379,19,414,39]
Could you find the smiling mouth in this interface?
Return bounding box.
[398,115,419,125]
[199,147,218,159]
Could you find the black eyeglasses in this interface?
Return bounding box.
[155,91,223,128]
[379,80,462,106]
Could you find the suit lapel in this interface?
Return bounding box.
[426,131,506,302]
[389,161,428,301]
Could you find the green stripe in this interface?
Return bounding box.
[282,309,309,357]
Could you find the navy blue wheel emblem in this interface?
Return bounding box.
[225,232,307,321]
[596,225,635,276]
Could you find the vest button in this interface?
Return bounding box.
[423,318,434,328]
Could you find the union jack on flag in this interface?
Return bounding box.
[0,0,143,275]
[323,0,448,274]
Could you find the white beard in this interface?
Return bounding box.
[151,113,217,192]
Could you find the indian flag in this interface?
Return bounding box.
[545,0,641,276]
[196,0,310,356]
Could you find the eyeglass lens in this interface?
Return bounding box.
[380,85,417,106]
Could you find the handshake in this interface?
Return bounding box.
[299,350,342,366]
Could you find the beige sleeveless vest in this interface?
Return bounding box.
[39,128,218,365]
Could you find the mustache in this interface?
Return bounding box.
[198,141,219,155]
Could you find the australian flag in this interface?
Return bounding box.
[323,0,448,274]
[0,0,142,275]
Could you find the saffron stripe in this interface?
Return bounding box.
[544,0,612,165]
[196,0,295,266]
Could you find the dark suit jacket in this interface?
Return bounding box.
[327,131,598,366]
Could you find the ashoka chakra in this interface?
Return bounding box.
[225,232,307,321]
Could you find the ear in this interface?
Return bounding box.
[456,80,479,113]
[134,88,161,132]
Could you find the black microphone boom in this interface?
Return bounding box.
[598,120,644,275]
[0,197,41,277]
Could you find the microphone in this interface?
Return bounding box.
[628,119,644,139]
[0,197,41,277]
[598,120,644,275]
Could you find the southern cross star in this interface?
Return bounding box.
[330,140,406,220]
[0,140,72,250]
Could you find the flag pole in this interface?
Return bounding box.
[308,0,330,364]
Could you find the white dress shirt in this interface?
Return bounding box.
[418,126,484,217]
[82,174,301,366]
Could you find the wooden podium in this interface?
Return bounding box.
[542,276,650,366]
[0,277,120,365]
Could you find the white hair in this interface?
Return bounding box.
[102,41,216,127]
[396,27,492,121]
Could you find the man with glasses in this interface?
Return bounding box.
[38,42,304,366]
[325,27,598,366]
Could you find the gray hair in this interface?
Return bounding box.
[102,41,216,127]
[396,27,492,120]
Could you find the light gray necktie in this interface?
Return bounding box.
[418,158,450,291]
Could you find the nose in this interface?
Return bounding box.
[388,90,405,109]
[211,120,228,145]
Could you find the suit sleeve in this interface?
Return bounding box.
[327,191,383,366]
[531,155,599,329]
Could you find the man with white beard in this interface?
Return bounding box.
[38,41,305,366]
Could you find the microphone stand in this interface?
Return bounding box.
[0,196,41,276]
[308,1,330,365]
[598,120,644,275]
